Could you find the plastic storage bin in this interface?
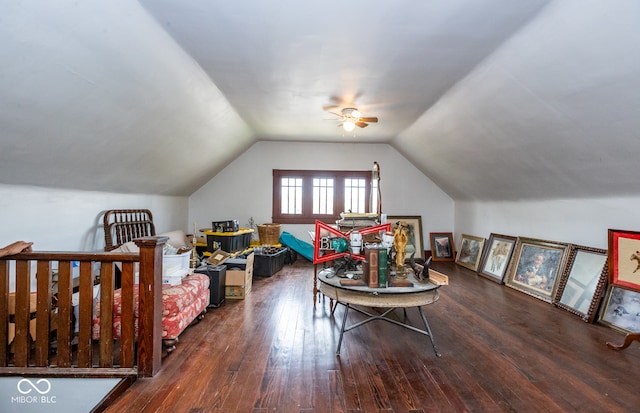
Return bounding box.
[254,247,287,277]
[204,228,253,253]
[194,264,227,307]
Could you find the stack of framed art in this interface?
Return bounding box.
[437,231,623,333]
[382,218,638,342]
[600,230,640,340]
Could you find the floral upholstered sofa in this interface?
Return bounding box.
[92,273,209,351]
[95,209,210,352]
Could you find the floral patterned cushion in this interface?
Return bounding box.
[92,289,209,340]
[94,274,209,319]
[92,273,210,340]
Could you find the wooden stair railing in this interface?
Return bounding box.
[0,236,167,378]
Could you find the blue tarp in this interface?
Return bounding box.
[279,231,314,261]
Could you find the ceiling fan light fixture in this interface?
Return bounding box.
[351,109,361,118]
[343,121,356,132]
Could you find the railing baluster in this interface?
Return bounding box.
[77,260,94,367]
[99,262,115,367]
[35,260,52,366]
[0,261,9,366]
[0,236,165,378]
[14,260,31,367]
[120,261,135,368]
[57,261,73,367]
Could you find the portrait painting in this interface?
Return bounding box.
[505,237,570,303]
[477,233,516,283]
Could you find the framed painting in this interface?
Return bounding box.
[554,245,608,322]
[477,233,517,284]
[429,232,455,262]
[608,229,640,293]
[455,234,485,271]
[505,237,570,303]
[388,216,424,260]
[598,285,640,334]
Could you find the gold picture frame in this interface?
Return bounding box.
[505,237,570,303]
[455,234,485,271]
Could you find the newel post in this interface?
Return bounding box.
[135,236,168,377]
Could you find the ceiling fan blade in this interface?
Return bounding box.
[355,122,368,128]
[358,117,378,123]
[323,105,341,111]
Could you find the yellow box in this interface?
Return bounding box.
[225,253,254,299]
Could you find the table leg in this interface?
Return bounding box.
[313,264,318,307]
[336,303,350,356]
[330,300,338,316]
[418,306,441,357]
[607,332,640,351]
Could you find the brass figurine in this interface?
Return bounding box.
[393,221,409,278]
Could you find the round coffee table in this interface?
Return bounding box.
[318,270,442,357]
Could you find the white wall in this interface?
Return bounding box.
[0,184,188,252]
[455,197,640,250]
[189,141,454,250]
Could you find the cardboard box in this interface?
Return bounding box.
[225,253,254,299]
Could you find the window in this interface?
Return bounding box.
[272,169,372,224]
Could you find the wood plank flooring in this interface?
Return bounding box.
[102,260,640,412]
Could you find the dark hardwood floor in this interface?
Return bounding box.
[102,260,640,412]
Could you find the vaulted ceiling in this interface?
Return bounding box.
[1,1,639,200]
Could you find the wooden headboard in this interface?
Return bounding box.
[103,209,156,251]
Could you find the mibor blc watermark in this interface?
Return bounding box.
[12,378,57,405]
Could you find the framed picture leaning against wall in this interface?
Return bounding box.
[455,234,485,271]
[608,229,640,293]
[429,232,455,262]
[388,216,424,261]
[477,233,517,284]
[554,244,608,322]
[505,237,570,303]
[599,285,640,334]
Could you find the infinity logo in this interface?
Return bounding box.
[17,378,52,395]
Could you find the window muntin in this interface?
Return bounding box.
[280,177,302,214]
[272,170,371,224]
[312,178,334,215]
[344,178,366,214]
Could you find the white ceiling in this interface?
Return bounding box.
[1,0,639,200]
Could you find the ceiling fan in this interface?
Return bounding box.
[329,107,378,132]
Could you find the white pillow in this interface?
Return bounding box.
[157,230,190,249]
[109,241,140,278]
[110,241,139,253]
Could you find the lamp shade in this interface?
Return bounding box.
[343,121,355,132]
